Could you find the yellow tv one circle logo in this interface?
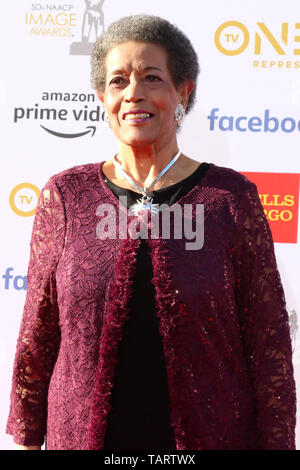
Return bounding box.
[9,183,40,217]
[214,21,250,56]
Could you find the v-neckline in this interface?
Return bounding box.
[97,160,212,215]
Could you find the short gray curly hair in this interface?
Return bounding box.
[90,15,199,114]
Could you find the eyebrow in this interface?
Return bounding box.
[109,66,163,75]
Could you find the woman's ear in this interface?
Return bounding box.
[97,90,104,103]
[178,80,194,109]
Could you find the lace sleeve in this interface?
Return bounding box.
[6,177,65,446]
[234,184,296,450]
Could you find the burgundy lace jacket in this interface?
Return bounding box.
[6,161,296,450]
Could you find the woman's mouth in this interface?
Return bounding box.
[122,111,154,123]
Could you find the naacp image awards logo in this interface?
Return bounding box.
[70,0,105,55]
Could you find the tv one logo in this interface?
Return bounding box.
[9,183,40,217]
[214,21,300,56]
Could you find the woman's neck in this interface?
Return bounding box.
[117,142,180,189]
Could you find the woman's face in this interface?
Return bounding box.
[99,41,190,149]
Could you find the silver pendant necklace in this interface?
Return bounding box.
[113,150,181,215]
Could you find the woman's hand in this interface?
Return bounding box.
[14,443,41,450]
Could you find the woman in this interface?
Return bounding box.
[7,15,296,450]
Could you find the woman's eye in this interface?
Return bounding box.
[110,77,125,86]
[146,75,161,82]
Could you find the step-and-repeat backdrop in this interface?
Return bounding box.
[1,0,299,450]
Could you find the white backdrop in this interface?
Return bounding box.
[1,0,299,450]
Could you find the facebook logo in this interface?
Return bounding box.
[2,267,27,290]
[207,108,300,133]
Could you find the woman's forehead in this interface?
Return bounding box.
[105,41,169,73]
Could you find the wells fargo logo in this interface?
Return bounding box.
[214,21,300,69]
[9,183,40,217]
[240,171,300,243]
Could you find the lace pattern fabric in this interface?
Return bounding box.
[6,179,65,445]
[6,162,296,450]
[232,186,296,449]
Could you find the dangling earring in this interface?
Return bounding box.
[104,110,111,128]
[175,103,185,126]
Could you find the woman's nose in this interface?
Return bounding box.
[124,78,145,103]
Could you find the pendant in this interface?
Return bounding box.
[129,193,160,215]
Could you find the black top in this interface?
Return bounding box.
[102,162,210,450]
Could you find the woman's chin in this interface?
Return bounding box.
[117,129,159,147]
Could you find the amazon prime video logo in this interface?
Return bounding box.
[96,196,204,250]
[13,90,107,138]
